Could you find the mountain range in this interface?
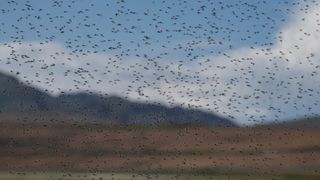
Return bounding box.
[0,72,235,127]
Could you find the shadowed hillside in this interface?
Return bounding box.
[0,72,235,127]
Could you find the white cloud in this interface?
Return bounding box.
[0,3,320,125]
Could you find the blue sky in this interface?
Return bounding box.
[1,0,293,57]
[0,0,319,125]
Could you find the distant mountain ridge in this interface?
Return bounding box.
[261,117,320,129]
[0,72,235,127]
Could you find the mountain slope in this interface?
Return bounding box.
[0,72,235,127]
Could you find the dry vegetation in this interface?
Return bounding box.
[0,121,319,177]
